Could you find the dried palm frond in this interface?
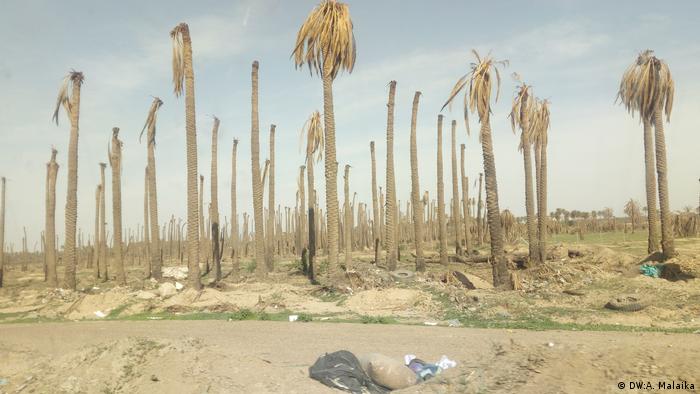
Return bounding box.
[300,110,324,163]
[617,49,674,122]
[531,99,551,147]
[140,96,163,144]
[52,71,84,125]
[509,73,536,151]
[292,0,356,79]
[441,50,508,135]
[261,159,271,190]
[170,23,188,97]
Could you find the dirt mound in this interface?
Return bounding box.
[346,288,436,317]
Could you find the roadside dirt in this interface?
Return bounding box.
[0,321,698,393]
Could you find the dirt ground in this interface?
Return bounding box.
[0,320,698,393]
[0,236,699,392]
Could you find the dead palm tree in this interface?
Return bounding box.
[436,116,448,266]
[171,22,201,289]
[370,141,380,250]
[408,92,425,271]
[531,99,550,263]
[343,164,352,270]
[460,144,471,254]
[109,127,126,285]
[618,50,675,257]
[46,148,59,286]
[143,167,150,278]
[209,116,222,281]
[0,177,4,287]
[52,70,84,290]
[510,75,538,264]
[93,185,100,279]
[385,81,398,270]
[250,61,266,278]
[140,97,163,279]
[624,198,641,233]
[231,138,240,278]
[199,174,206,272]
[266,124,276,271]
[99,163,108,281]
[293,0,356,274]
[442,50,511,288]
[301,110,324,277]
[450,120,463,255]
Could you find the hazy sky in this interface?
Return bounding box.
[1,0,699,248]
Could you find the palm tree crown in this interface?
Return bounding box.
[301,110,324,163]
[617,49,674,122]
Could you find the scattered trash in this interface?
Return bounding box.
[547,342,555,348]
[604,296,647,312]
[174,282,184,290]
[359,353,416,390]
[423,321,438,326]
[146,316,163,320]
[94,311,107,318]
[436,355,456,370]
[390,269,415,283]
[447,319,462,327]
[91,286,100,290]
[289,315,299,322]
[0,378,8,385]
[150,374,159,382]
[320,317,331,321]
[640,263,663,278]
[309,350,388,393]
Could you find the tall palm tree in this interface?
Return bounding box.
[343,164,352,269]
[171,22,201,289]
[293,0,356,274]
[209,116,222,281]
[618,50,675,257]
[301,111,323,277]
[436,116,448,266]
[510,76,539,264]
[46,148,59,286]
[450,120,463,255]
[385,81,398,270]
[99,163,108,281]
[408,92,425,271]
[0,177,4,287]
[442,50,511,288]
[231,138,239,277]
[140,97,163,279]
[109,127,126,285]
[52,71,84,290]
[460,144,471,254]
[531,99,551,263]
[624,198,641,233]
[370,141,380,250]
[93,185,100,279]
[250,61,266,278]
[266,124,276,271]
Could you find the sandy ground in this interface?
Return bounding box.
[0,320,698,393]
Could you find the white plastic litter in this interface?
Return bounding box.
[423,321,438,326]
[94,311,107,318]
[175,282,184,290]
[404,354,416,365]
[436,355,457,370]
[289,315,299,322]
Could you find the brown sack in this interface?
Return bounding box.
[359,353,416,390]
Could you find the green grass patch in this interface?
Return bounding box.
[360,315,397,324]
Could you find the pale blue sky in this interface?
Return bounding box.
[1,0,699,247]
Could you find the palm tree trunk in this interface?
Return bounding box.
[199,174,207,274]
[385,81,398,270]
[181,25,201,289]
[299,165,307,253]
[370,141,380,249]
[143,167,151,279]
[0,178,5,287]
[322,60,340,275]
[654,109,675,256]
[409,92,425,271]
[450,120,463,256]
[46,150,59,286]
[522,134,539,264]
[537,142,548,262]
[99,163,108,281]
[110,128,126,285]
[307,156,316,278]
[266,124,276,271]
[63,78,82,290]
[231,138,239,278]
[476,173,483,245]
[251,61,266,278]
[460,144,471,254]
[480,120,510,288]
[210,117,221,281]
[344,165,352,270]
[437,116,448,266]
[146,125,162,280]
[93,185,100,280]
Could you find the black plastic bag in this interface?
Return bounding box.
[309,350,389,393]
